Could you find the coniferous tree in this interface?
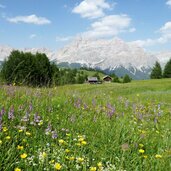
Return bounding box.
[150,61,162,79]
[123,74,132,83]
[163,59,171,78]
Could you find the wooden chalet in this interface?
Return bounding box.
[87,77,98,84]
[103,75,112,82]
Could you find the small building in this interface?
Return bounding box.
[87,77,98,84]
[103,75,112,82]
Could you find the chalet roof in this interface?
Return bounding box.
[103,75,112,79]
[88,77,98,81]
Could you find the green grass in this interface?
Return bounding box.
[0,79,171,171]
[79,69,105,78]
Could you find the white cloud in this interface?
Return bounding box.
[166,0,171,6]
[0,4,6,8]
[160,21,171,34]
[29,34,37,39]
[82,14,132,38]
[72,0,112,19]
[56,36,73,42]
[130,21,171,47]
[7,14,51,25]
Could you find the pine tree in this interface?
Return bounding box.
[123,74,132,83]
[163,59,171,78]
[150,61,162,79]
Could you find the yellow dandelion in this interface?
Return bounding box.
[49,160,55,164]
[17,145,24,150]
[78,138,84,142]
[20,153,27,159]
[38,120,43,126]
[155,154,162,159]
[97,162,102,167]
[81,141,87,145]
[0,140,2,144]
[18,129,23,133]
[42,152,47,158]
[65,149,70,153]
[90,167,97,171]
[5,136,11,140]
[25,132,31,136]
[14,168,21,171]
[139,144,144,148]
[139,149,145,154]
[77,157,84,162]
[58,139,64,144]
[3,127,8,132]
[54,163,62,170]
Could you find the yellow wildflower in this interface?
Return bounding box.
[77,157,84,162]
[97,162,102,167]
[18,129,23,133]
[65,149,70,153]
[20,153,27,159]
[81,141,87,145]
[3,127,8,132]
[17,145,24,150]
[58,139,64,144]
[90,167,97,171]
[5,136,11,140]
[14,168,21,171]
[139,149,145,154]
[155,154,162,159]
[25,132,31,136]
[42,152,47,158]
[49,160,55,164]
[38,120,43,126]
[54,163,62,170]
[78,138,84,142]
[139,144,144,148]
[0,140,2,144]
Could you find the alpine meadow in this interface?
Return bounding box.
[0,0,171,171]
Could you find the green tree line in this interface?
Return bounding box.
[150,59,171,79]
[0,50,88,86]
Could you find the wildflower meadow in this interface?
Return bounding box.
[0,79,171,171]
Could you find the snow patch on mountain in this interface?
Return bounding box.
[54,37,157,71]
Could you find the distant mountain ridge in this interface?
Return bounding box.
[0,38,170,79]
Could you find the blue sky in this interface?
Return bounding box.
[0,0,171,51]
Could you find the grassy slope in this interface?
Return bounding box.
[79,70,105,78]
[0,79,171,171]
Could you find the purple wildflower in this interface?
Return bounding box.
[34,113,41,123]
[29,103,33,112]
[106,103,115,119]
[52,131,58,139]
[8,106,14,120]
[45,123,52,135]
